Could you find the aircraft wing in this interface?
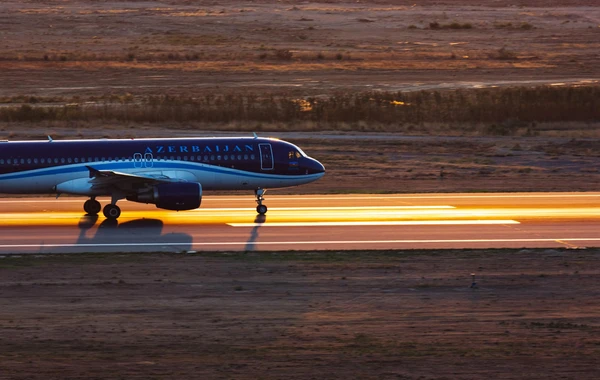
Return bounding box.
[86,166,177,192]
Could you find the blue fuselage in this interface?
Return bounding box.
[0,137,325,195]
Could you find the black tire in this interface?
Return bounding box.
[103,204,121,220]
[84,199,102,215]
[90,200,101,214]
[256,204,267,215]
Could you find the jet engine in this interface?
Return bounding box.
[127,182,202,211]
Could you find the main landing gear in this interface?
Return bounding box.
[103,204,121,220]
[83,197,121,220]
[255,188,268,215]
[83,198,101,216]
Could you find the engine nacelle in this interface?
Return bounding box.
[127,182,202,211]
[55,178,98,195]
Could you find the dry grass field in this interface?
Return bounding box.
[0,0,598,98]
[2,249,600,380]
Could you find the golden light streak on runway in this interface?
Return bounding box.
[1,193,600,252]
[0,205,599,227]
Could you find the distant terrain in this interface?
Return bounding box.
[1,0,598,98]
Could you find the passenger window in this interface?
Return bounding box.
[27,158,31,164]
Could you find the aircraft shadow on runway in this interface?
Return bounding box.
[77,215,193,252]
[245,214,266,251]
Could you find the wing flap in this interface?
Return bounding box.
[86,166,174,191]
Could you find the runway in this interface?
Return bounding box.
[1,192,600,253]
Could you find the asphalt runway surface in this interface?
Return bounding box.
[1,192,600,253]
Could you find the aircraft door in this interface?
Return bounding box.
[259,143,274,170]
[133,153,143,168]
[144,153,153,168]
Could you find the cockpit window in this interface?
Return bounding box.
[288,150,302,159]
[295,146,307,157]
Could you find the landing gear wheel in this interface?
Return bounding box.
[84,199,101,215]
[103,204,121,220]
[254,188,267,215]
[256,204,268,215]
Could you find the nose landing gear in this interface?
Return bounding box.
[255,188,268,215]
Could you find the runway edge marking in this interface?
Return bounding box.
[1,237,600,249]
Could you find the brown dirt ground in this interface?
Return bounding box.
[1,250,600,379]
[0,0,598,98]
[1,1,600,378]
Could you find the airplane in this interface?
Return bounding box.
[0,135,325,219]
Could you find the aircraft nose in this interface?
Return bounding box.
[308,158,325,174]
